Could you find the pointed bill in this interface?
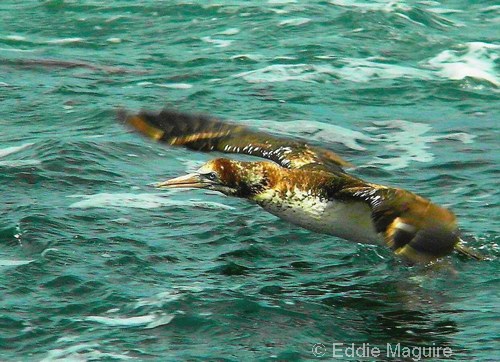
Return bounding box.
[155,173,207,189]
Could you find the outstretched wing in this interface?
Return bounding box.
[117,109,350,173]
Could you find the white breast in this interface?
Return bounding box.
[255,188,381,245]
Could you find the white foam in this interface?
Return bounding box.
[68,193,234,210]
[248,118,474,170]
[217,28,240,35]
[235,48,498,85]
[85,314,174,329]
[0,47,34,53]
[365,120,475,170]
[0,160,41,167]
[329,0,411,12]
[0,259,34,266]
[55,336,79,344]
[135,291,182,308]
[46,37,84,44]
[235,64,334,83]
[0,143,34,158]
[230,53,266,61]
[187,199,235,210]
[268,0,297,3]
[105,15,129,23]
[156,83,193,89]
[274,56,297,61]
[135,284,205,309]
[336,58,432,82]
[41,248,59,258]
[106,37,122,43]
[278,18,311,26]
[366,121,434,170]
[251,119,370,150]
[235,60,432,84]
[42,343,134,361]
[5,35,27,41]
[201,36,233,48]
[426,42,500,86]
[427,7,464,15]
[144,314,176,329]
[269,8,290,15]
[440,132,474,144]
[111,218,131,224]
[483,5,500,12]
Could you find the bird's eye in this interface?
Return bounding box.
[205,172,218,181]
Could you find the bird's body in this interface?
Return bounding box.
[119,109,482,264]
[256,184,379,245]
[211,160,381,244]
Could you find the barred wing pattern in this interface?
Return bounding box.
[118,109,350,173]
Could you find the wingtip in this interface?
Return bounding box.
[116,108,130,124]
[116,109,165,141]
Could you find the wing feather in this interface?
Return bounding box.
[118,109,350,173]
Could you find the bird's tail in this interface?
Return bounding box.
[455,240,485,260]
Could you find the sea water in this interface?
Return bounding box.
[0,1,498,360]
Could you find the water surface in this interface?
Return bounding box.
[0,1,498,360]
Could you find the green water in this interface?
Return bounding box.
[0,1,499,361]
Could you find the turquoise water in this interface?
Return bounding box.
[1,1,499,360]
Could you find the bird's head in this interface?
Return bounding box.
[155,158,271,197]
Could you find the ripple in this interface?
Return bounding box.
[42,275,83,289]
[0,143,34,158]
[0,159,41,167]
[210,262,251,276]
[201,36,233,48]
[278,18,311,26]
[234,64,333,83]
[156,83,193,89]
[219,245,272,259]
[329,0,411,12]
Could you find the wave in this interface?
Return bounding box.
[249,118,474,170]
[85,313,174,329]
[365,120,475,170]
[234,42,499,87]
[42,343,134,361]
[426,42,500,87]
[0,143,34,158]
[251,118,370,150]
[68,193,235,210]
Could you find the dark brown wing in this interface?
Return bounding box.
[117,109,351,173]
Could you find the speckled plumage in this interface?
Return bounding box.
[119,109,482,264]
